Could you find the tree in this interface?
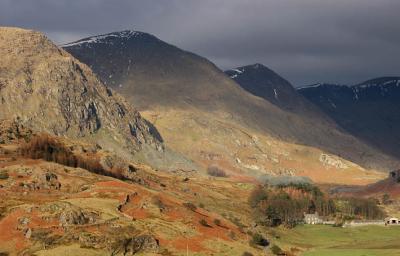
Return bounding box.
[0,171,9,180]
[183,202,197,212]
[199,219,210,227]
[270,244,283,255]
[251,233,269,247]
[207,165,228,177]
[250,183,336,228]
[382,194,390,205]
[248,186,268,208]
[213,218,221,226]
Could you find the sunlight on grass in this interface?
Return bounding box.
[277,225,400,256]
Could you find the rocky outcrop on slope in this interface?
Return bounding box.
[112,235,160,255]
[0,27,162,157]
[0,120,32,144]
[59,207,98,226]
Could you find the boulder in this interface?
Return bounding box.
[112,235,159,255]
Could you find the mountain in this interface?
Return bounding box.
[224,63,331,120]
[0,26,396,255]
[298,77,400,159]
[63,30,398,174]
[0,27,172,166]
[0,27,262,256]
[62,30,231,110]
[224,64,300,110]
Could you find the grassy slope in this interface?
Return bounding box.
[142,108,385,185]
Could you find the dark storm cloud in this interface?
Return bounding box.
[1,0,399,85]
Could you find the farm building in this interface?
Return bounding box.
[385,217,400,225]
[304,212,323,224]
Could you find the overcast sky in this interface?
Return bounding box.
[1,0,399,86]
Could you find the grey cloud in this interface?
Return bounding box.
[1,0,399,85]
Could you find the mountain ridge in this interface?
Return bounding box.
[224,63,334,121]
[63,30,399,171]
[61,30,149,47]
[298,76,400,159]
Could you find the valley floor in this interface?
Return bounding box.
[274,225,400,256]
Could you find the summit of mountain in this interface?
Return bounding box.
[224,63,334,122]
[225,63,295,108]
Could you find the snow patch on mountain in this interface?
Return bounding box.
[298,78,400,92]
[297,83,345,90]
[297,83,325,90]
[228,68,245,79]
[273,89,278,99]
[61,30,142,47]
[352,88,359,100]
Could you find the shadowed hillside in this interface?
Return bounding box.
[63,30,399,171]
[299,78,400,159]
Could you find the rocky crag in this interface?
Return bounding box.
[0,27,194,169]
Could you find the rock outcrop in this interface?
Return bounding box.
[0,27,162,157]
[0,120,32,144]
[319,154,349,169]
[59,207,97,226]
[112,235,160,255]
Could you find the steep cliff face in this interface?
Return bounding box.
[0,27,162,157]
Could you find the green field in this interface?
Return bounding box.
[276,225,400,256]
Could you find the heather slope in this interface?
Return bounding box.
[0,129,262,255]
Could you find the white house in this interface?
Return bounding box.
[304,212,323,224]
[385,217,399,225]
